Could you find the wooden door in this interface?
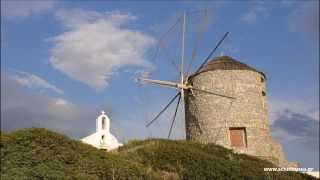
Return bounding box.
[229,128,246,147]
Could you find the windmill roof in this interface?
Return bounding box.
[193,56,266,78]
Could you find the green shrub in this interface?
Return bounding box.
[1,128,159,179]
[120,139,315,180]
[1,128,315,180]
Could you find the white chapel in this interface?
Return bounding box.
[81,111,123,151]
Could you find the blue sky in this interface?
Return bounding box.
[1,0,319,169]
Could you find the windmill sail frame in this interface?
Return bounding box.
[137,9,234,139]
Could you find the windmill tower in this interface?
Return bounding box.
[137,11,297,167]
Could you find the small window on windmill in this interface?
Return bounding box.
[102,117,105,130]
[229,127,247,148]
[262,91,266,96]
[101,135,104,140]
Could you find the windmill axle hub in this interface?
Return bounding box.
[177,83,191,90]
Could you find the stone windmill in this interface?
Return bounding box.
[137,11,297,167]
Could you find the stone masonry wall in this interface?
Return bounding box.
[185,69,297,167]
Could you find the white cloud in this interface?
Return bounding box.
[1,72,93,137]
[8,70,64,94]
[269,99,319,124]
[270,108,319,150]
[288,1,319,42]
[49,9,155,89]
[269,99,319,150]
[49,97,73,109]
[279,0,296,7]
[241,4,268,24]
[54,9,137,29]
[271,126,300,141]
[1,0,58,20]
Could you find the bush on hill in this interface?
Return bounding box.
[1,128,315,179]
[120,139,314,180]
[1,128,159,179]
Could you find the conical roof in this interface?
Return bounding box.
[194,56,266,78]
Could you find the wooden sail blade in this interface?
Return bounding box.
[180,13,186,84]
[168,93,181,138]
[194,32,229,74]
[191,87,235,99]
[157,16,182,75]
[158,23,180,73]
[158,41,179,72]
[185,9,209,77]
[137,77,180,90]
[146,92,180,127]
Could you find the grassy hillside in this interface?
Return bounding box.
[1,128,315,179]
[1,128,158,179]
